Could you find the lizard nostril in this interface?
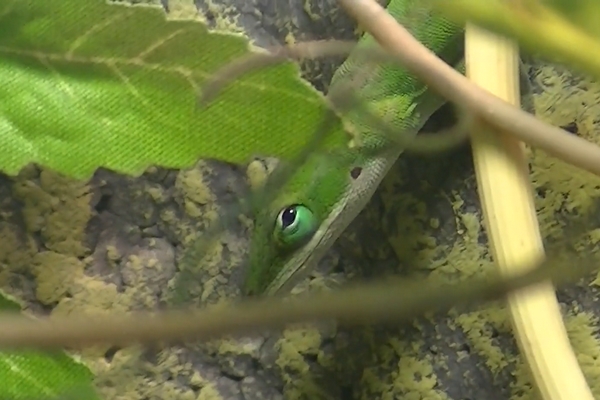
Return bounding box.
[350,167,362,179]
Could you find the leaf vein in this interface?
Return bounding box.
[108,60,187,131]
[0,47,321,105]
[135,28,188,61]
[1,355,56,396]
[37,55,77,98]
[67,11,131,59]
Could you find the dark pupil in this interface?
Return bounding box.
[281,207,297,228]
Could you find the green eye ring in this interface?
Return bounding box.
[274,204,317,247]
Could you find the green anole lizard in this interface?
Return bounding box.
[243,0,465,296]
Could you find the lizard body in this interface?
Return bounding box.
[244,1,465,295]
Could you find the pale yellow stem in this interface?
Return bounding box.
[466,24,593,400]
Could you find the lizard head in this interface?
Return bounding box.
[242,151,351,296]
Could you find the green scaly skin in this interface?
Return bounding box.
[244,1,465,296]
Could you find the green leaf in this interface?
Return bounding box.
[0,293,98,400]
[0,0,342,179]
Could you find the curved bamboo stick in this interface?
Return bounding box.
[465,24,593,400]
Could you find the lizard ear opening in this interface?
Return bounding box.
[273,204,317,249]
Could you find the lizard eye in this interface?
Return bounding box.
[274,204,317,247]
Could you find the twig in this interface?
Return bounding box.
[0,244,590,349]
[201,36,600,176]
[334,0,600,177]
[202,42,472,154]
[200,41,357,105]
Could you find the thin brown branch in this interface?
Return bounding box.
[201,41,471,154]
[201,29,600,173]
[0,244,590,350]
[199,40,357,105]
[335,0,600,177]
